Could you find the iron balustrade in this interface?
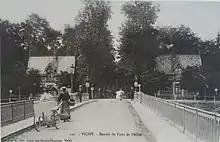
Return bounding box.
[1,100,34,127]
[134,92,220,142]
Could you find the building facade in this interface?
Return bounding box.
[27,56,75,95]
[155,54,202,98]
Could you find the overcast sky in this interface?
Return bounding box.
[0,0,220,44]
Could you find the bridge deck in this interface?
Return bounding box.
[4,99,198,142]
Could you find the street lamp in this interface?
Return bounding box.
[134,81,138,92]
[91,87,94,99]
[85,82,90,94]
[138,84,141,92]
[9,90,12,102]
[138,84,142,103]
[70,64,75,93]
[214,88,218,102]
[85,76,90,94]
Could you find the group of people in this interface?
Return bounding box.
[40,86,74,122]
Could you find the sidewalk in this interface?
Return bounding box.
[130,101,195,142]
[1,100,96,140]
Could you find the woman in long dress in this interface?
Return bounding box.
[57,87,71,122]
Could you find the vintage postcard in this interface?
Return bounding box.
[1,0,220,142]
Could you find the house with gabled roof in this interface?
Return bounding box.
[155,54,202,98]
[27,56,75,94]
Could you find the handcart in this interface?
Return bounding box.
[34,101,63,132]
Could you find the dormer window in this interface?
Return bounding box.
[45,63,55,81]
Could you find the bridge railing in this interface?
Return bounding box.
[134,92,220,142]
[1,93,90,127]
[0,100,35,127]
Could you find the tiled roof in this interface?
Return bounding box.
[27,56,75,74]
[156,55,202,74]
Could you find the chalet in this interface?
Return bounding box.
[27,56,75,95]
[155,54,202,98]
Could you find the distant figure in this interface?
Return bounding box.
[130,87,134,101]
[40,89,53,101]
[116,88,124,100]
[78,87,82,103]
[29,93,33,100]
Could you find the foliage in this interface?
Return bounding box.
[117,1,161,92]
[75,0,116,88]
[140,70,172,94]
[158,25,201,55]
[22,69,42,96]
[56,71,71,88]
[180,66,205,94]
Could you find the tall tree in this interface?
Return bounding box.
[75,0,116,88]
[0,19,27,98]
[117,1,168,93]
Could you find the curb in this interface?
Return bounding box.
[1,100,96,142]
[128,101,157,142]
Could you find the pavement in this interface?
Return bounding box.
[130,101,197,142]
[4,99,196,142]
[1,100,96,141]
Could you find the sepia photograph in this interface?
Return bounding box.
[0,0,220,142]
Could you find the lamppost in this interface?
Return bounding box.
[138,84,142,103]
[70,64,75,93]
[85,82,90,94]
[214,88,218,102]
[134,81,138,92]
[138,84,141,92]
[91,87,94,99]
[9,90,12,102]
[98,88,101,97]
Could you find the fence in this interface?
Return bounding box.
[135,92,220,142]
[1,93,90,127]
[0,100,34,127]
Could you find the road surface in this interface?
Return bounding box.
[9,99,148,142]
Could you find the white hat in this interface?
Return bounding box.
[60,86,67,90]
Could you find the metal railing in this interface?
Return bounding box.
[0,100,35,127]
[1,93,90,127]
[135,92,220,142]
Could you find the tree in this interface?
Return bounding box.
[56,71,71,88]
[158,25,201,55]
[23,69,42,96]
[0,19,28,99]
[180,66,205,95]
[75,0,116,88]
[117,1,161,92]
[140,70,172,95]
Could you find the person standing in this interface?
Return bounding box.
[130,87,134,101]
[78,86,82,103]
[57,87,71,122]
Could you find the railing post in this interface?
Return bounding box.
[213,114,217,142]
[183,106,186,133]
[11,103,13,123]
[196,109,199,142]
[24,101,25,119]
